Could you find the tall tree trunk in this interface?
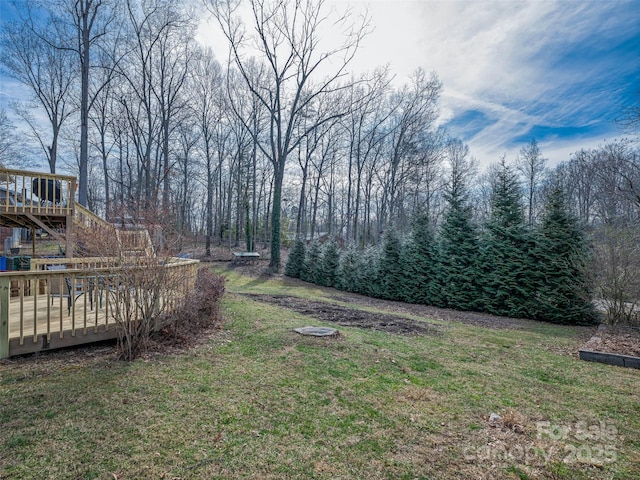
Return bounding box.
[269,162,284,269]
[79,22,90,206]
[296,164,308,238]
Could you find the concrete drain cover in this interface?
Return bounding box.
[294,326,339,337]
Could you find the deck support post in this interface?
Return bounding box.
[0,277,10,358]
[66,179,76,258]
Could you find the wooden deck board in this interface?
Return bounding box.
[9,293,113,339]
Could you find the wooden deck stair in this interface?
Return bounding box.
[0,168,154,258]
[74,204,155,258]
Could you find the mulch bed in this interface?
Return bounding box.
[582,325,640,357]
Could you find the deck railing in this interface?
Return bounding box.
[0,257,199,358]
[74,204,156,257]
[30,256,125,271]
[117,229,155,257]
[0,168,76,217]
[74,203,108,229]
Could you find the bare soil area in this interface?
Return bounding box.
[243,288,640,359]
[243,293,443,336]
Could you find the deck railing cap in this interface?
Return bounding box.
[0,168,77,182]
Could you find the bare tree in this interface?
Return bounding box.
[50,0,118,205]
[117,0,193,211]
[615,145,640,222]
[1,14,76,173]
[0,109,25,167]
[150,8,196,210]
[408,128,446,224]
[174,118,200,239]
[224,61,269,251]
[516,138,547,226]
[206,0,369,269]
[343,67,393,245]
[380,68,442,230]
[590,142,634,224]
[89,46,120,219]
[294,100,340,239]
[619,92,640,135]
[557,149,596,224]
[593,225,640,325]
[308,121,340,238]
[445,138,476,203]
[192,48,224,256]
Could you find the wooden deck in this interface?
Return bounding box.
[8,290,119,356]
[0,258,200,357]
[0,168,77,255]
[0,168,198,357]
[0,169,75,226]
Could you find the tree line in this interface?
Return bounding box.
[283,137,640,325]
[0,0,444,268]
[286,158,599,325]
[1,0,639,322]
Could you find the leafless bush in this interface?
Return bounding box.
[593,225,640,325]
[160,267,226,346]
[106,259,183,360]
[78,207,201,360]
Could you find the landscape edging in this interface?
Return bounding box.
[579,324,640,369]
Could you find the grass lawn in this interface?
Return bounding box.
[1,265,639,479]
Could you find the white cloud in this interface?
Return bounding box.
[324,0,639,168]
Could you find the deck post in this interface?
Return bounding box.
[66,179,76,258]
[0,277,10,359]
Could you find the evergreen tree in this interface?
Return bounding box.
[284,239,306,278]
[438,144,481,311]
[439,198,481,310]
[317,240,340,287]
[301,240,321,283]
[378,229,405,300]
[356,246,381,297]
[337,246,358,292]
[532,186,597,324]
[480,160,533,317]
[402,211,441,305]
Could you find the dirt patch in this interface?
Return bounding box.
[231,264,566,331]
[242,293,442,336]
[235,264,587,331]
[582,325,640,357]
[329,293,542,330]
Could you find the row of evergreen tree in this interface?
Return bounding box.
[285,163,598,325]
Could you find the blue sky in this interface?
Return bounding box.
[2,0,639,171]
[335,0,640,167]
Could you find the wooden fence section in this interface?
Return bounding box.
[0,257,199,358]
